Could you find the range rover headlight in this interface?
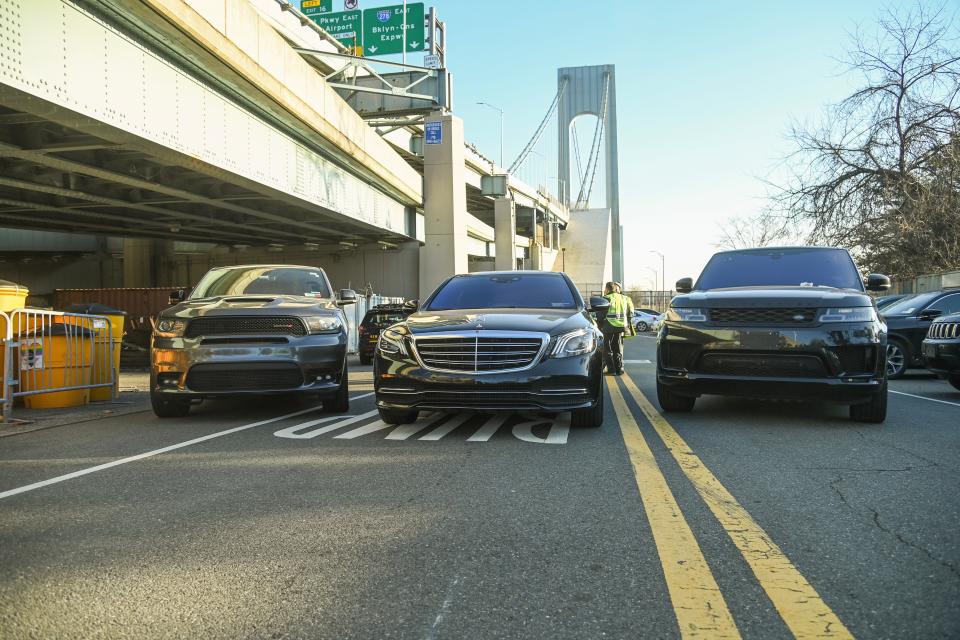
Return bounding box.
[668,307,707,322]
[378,327,408,355]
[819,307,878,323]
[155,317,186,337]
[304,316,342,334]
[552,328,597,358]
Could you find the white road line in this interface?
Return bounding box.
[890,389,960,408]
[420,413,473,441]
[334,419,395,439]
[274,408,378,439]
[384,419,434,441]
[624,359,652,364]
[466,415,509,442]
[0,394,370,501]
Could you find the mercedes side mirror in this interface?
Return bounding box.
[589,296,610,312]
[920,308,943,321]
[675,278,693,293]
[338,289,358,306]
[168,289,186,305]
[865,273,891,292]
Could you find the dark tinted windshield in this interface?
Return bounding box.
[363,312,407,328]
[880,292,940,315]
[695,248,863,290]
[427,274,578,311]
[190,267,331,299]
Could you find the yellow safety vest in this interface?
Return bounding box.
[604,292,629,328]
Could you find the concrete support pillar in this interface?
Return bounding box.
[420,113,468,297]
[494,197,516,271]
[122,238,153,287]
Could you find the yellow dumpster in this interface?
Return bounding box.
[62,304,126,402]
[19,324,93,409]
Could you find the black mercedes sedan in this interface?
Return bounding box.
[923,313,960,391]
[373,271,608,428]
[657,247,890,422]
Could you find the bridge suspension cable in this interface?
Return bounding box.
[574,72,610,210]
[508,78,568,174]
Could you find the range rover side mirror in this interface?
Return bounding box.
[403,299,419,310]
[589,296,610,312]
[865,273,891,292]
[338,289,358,306]
[675,278,693,293]
[920,308,943,321]
[168,289,186,305]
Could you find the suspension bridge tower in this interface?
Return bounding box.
[557,65,622,286]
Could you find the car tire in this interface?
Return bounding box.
[359,353,373,366]
[657,378,695,412]
[850,380,887,423]
[322,362,350,413]
[885,339,909,379]
[378,407,418,424]
[571,388,604,428]
[635,321,649,332]
[150,392,191,418]
[948,374,960,392]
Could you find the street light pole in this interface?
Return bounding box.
[650,250,665,292]
[476,101,504,168]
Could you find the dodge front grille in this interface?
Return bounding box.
[185,316,307,338]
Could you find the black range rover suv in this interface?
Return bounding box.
[657,247,890,422]
[373,271,608,428]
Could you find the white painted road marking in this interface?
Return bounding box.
[466,414,510,442]
[512,414,570,444]
[624,359,652,364]
[890,389,960,408]
[274,409,378,439]
[0,395,372,501]
[420,413,474,441]
[335,420,395,439]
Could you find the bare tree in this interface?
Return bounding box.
[775,3,960,278]
[714,210,803,250]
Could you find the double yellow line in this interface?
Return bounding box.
[607,376,853,639]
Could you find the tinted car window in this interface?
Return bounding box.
[882,292,940,315]
[364,312,407,328]
[695,248,863,290]
[427,274,577,311]
[931,293,960,315]
[190,267,331,299]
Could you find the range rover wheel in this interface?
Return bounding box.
[885,340,909,379]
[657,379,695,412]
[359,353,373,366]
[571,389,604,428]
[948,374,960,392]
[322,362,350,413]
[151,392,191,418]
[635,321,649,333]
[850,380,887,423]
[378,407,418,424]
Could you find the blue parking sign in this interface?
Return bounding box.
[425,121,442,145]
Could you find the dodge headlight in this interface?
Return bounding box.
[304,316,342,334]
[155,317,186,337]
[552,328,597,358]
[668,307,707,322]
[819,307,878,323]
[378,327,408,355]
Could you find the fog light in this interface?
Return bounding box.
[158,373,180,387]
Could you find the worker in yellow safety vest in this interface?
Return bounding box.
[600,281,635,375]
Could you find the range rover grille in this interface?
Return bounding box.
[413,335,545,373]
[185,316,307,338]
[709,308,817,325]
[928,321,960,339]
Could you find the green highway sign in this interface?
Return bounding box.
[309,10,362,48]
[300,0,333,16]
[362,3,426,56]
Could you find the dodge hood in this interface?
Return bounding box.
[162,295,340,319]
[675,286,873,309]
[404,308,585,336]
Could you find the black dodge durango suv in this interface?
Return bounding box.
[657,247,890,422]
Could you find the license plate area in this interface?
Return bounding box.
[740,330,780,350]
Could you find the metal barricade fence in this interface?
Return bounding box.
[1,309,117,422]
[343,295,405,354]
[1,310,10,419]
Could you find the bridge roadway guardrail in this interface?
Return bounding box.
[1,309,117,422]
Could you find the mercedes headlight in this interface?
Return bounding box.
[819,307,878,323]
[304,315,342,334]
[155,317,186,337]
[378,327,408,355]
[552,328,597,358]
[668,307,708,322]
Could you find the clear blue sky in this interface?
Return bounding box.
[373,0,900,289]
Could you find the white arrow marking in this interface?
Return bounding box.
[410,41,420,48]
[368,45,378,53]
[512,413,570,444]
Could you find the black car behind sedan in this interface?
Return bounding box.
[881,289,960,378]
[923,313,960,391]
[373,271,607,428]
[657,247,890,422]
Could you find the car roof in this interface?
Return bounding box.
[710,246,845,256]
[452,270,566,277]
[209,264,321,270]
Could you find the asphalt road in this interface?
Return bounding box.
[0,337,958,639]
